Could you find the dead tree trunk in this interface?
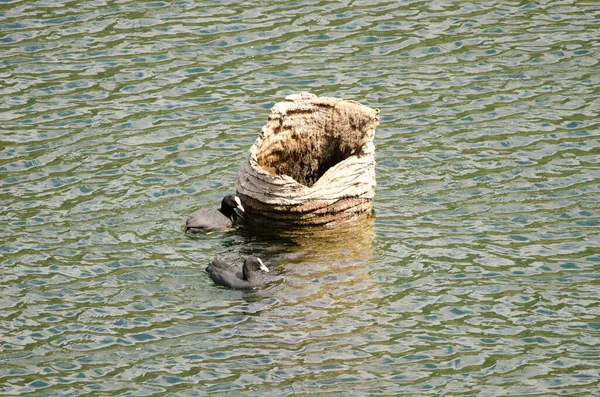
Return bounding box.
[236,92,380,227]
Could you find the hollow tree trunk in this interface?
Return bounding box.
[236,92,380,227]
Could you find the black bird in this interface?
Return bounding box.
[206,256,269,289]
[185,195,244,233]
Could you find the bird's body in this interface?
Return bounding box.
[206,256,269,289]
[186,208,233,231]
[186,195,244,233]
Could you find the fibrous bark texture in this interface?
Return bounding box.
[236,92,379,227]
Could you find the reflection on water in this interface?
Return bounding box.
[236,217,376,300]
[1,0,599,395]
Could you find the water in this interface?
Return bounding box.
[1,1,599,395]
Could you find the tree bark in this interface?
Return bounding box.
[236,93,379,227]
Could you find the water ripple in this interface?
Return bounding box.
[2,0,600,395]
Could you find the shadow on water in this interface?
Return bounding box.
[181,216,376,307]
[236,215,375,261]
[222,216,378,302]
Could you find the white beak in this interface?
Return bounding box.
[234,196,245,212]
[257,258,269,272]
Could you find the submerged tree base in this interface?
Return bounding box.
[236,92,380,227]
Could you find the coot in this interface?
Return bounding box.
[185,195,244,233]
[206,256,269,289]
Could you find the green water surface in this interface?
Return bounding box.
[1,1,599,396]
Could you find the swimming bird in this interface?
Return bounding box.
[185,195,244,233]
[206,256,269,289]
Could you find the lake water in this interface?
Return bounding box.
[1,1,599,396]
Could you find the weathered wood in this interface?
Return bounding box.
[236,92,379,227]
